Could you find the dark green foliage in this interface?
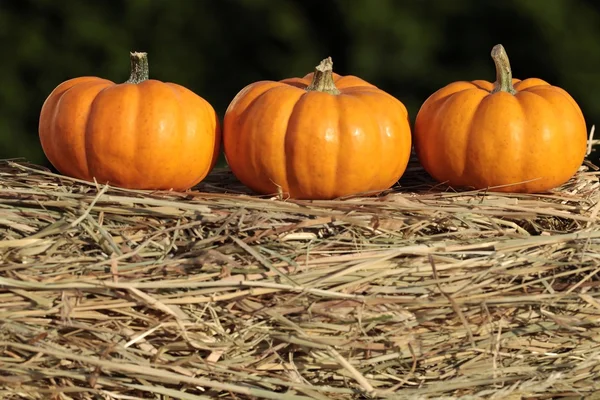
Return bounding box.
[1,0,599,166]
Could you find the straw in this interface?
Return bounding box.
[2,142,600,399]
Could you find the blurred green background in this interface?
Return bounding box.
[1,0,599,168]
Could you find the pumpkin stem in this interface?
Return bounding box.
[490,44,517,95]
[306,57,341,95]
[126,51,150,84]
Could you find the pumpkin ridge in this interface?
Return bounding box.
[223,82,285,177]
[159,80,211,189]
[513,94,530,189]
[181,86,215,190]
[332,94,354,198]
[123,84,142,184]
[523,84,584,117]
[330,95,343,198]
[520,89,585,189]
[330,75,375,89]
[345,92,394,191]
[433,89,488,186]
[443,93,470,183]
[290,91,341,198]
[179,84,222,179]
[513,78,550,91]
[53,80,112,180]
[461,95,484,186]
[257,86,302,195]
[82,83,116,183]
[434,84,484,103]
[91,85,140,185]
[517,91,560,190]
[159,82,188,185]
[338,85,386,96]
[514,87,554,112]
[245,85,302,195]
[367,93,397,190]
[47,92,64,176]
[282,93,306,198]
[469,80,494,92]
[226,83,281,177]
[479,92,527,188]
[83,89,102,182]
[425,95,457,180]
[280,77,312,89]
[77,82,114,179]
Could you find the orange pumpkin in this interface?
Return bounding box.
[223,57,412,200]
[414,44,587,193]
[39,52,221,191]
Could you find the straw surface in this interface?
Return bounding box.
[1,151,600,399]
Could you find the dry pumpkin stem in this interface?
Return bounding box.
[491,44,517,95]
[126,51,150,84]
[305,56,341,95]
[2,145,600,399]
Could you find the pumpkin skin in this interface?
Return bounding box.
[223,57,412,200]
[39,52,221,191]
[414,44,587,193]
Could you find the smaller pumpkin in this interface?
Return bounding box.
[413,44,588,193]
[39,51,221,191]
[223,57,412,200]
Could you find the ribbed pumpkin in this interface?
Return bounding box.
[223,57,412,200]
[39,52,221,191]
[414,44,587,193]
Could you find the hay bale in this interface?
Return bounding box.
[1,155,600,400]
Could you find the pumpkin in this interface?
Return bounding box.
[39,52,221,191]
[413,44,587,193]
[222,57,412,200]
